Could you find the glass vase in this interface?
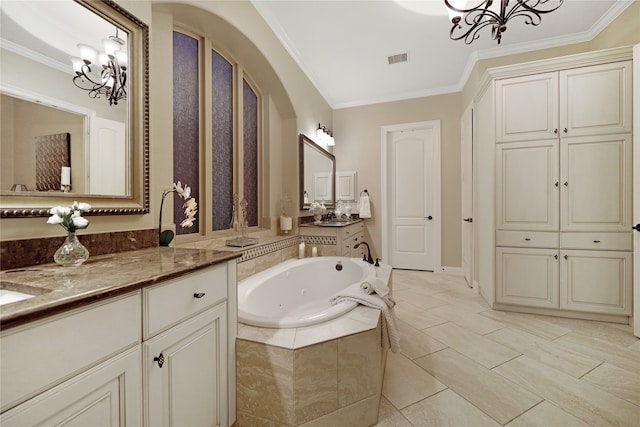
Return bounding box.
[54,231,90,267]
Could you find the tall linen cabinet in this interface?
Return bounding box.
[473,47,634,322]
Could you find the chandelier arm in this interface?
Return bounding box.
[444,0,494,15]
[450,18,500,44]
[515,0,564,15]
[507,9,544,26]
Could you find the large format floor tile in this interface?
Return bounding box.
[373,270,640,427]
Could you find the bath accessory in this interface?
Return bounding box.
[47,201,91,266]
[358,189,371,218]
[330,283,400,353]
[312,246,318,257]
[279,195,292,234]
[226,193,258,247]
[60,167,71,192]
[298,241,306,258]
[159,182,198,246]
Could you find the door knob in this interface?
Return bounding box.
[633,224,640,232]
[463,218,473,223]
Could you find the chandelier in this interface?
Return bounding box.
[71,29,127,106]
[444,0,564,45]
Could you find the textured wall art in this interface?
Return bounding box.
[35,132,70,191]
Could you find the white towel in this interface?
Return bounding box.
[330,283,401,353]
[360,273,395,308]
[358,195,371,218]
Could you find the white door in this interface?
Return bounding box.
[88,116,127,195]
[461,105,474,287]
[633,43,639,338]
[383,121,441,271]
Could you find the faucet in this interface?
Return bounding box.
[354,241,374,264]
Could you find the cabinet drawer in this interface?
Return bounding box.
[143,264,227,339]
[1,292,141,412]
[496,231,558,248]
[560,233,632,251]
[342,221,364,237]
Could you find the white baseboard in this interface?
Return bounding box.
[440,266,463,275]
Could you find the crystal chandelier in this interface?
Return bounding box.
[444,0,564,45]
[70,29,127,106]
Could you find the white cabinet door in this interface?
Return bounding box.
[496,72,558,142]
[560,61,632,137]
[145,304,227,427]
[0,347,141,427]
[496,140,559,231]
[560,250,632,315]
[560,134,632,232]
[496,247,559,308]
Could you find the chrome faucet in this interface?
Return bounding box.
[354,241,374,264]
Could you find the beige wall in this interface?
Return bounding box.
[333,1,639,269]
[333,93,462,268]
[1,0,330,241]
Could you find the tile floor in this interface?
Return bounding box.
[374,269,640,427]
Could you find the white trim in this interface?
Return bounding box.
[1,39,72,75]
[475,46,634,104]
[381,120,442,273]
[633,42,640,338]
[440,266,463,276]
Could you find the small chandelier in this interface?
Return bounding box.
[445,0,564,45]
[70,29,127,106]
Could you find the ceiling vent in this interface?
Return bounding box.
[388,52,408,65]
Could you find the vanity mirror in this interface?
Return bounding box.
[299,133,335,210]
[0,0,149,217]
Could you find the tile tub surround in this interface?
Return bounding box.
[235,264,394,426]
[1,228,158,271]
[236,308,386,427]
[0,247,240,329]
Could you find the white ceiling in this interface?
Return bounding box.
[251,0,635,109]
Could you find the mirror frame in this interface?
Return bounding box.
[299,133,335,210]
[0,0,149,218]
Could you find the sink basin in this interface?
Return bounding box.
[0,281,49,306]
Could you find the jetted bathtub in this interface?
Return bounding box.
[238,256,373,328]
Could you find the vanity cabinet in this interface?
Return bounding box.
[143,264,230,427]
[0,292,143,426]
[475,49,634,321]
[0,253,239,427]
[300,220,365,257]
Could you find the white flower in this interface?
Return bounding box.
[46,201,90,232]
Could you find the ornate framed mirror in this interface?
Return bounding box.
[0,0,149,217]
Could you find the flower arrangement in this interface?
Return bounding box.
[159,181,198,246]
[47,201,91,232]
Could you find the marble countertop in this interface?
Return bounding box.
[0,247,241,330]
[299,218,362,227]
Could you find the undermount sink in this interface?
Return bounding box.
[0,281,49,306]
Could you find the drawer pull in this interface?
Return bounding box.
[193,292,206,299]
[154,353,165,368]
[593,240,601,243]
[524,238,531,241]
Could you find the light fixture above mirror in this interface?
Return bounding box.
[316,123,335,146]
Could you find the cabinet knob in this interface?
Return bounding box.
[554,128,558,134]
[564,181,568,187]
[563,128,568,133]
[427,215,433,220]
[633,224,640,232]
[154,353,165,368]
[554,254,558,260]
[554,182,559,188]
[193,292,206,299]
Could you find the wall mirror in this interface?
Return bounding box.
[0,0,149,217]
[299,133,335,210]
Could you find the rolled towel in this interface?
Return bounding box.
[360,281,374,295]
